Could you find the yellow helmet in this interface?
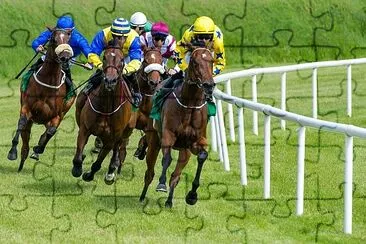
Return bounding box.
[192,16,215,34]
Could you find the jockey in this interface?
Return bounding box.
[173,16,225,77]
[87,17,143,107]
[30,15,92,92]
[129,12,153,36]
[140,21,176,74]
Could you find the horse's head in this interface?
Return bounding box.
[186,48,216,99]
[102,40,124,91]
[140,47,164,89]
[48,27,74,64]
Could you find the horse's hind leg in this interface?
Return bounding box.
[82,146,110,182]
[105,144,120,185]
[18,121,33,172]
[31,125,57,160]
[185,149,208,206]
[140,131,160,202]
[156,146,173,193]
[8,115,28,161]
[165,149,191,208]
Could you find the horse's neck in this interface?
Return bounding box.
[97,81,123,110]
[38,48,62,82]
[179,80,205,107]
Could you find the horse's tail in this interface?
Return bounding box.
[31,100,52,122]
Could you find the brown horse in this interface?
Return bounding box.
[117,47,164,173]
[139,48,216,207]
[72,39,132,184]
[8,28,74,171]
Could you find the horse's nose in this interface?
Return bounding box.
[148,79,158,88]
[60,57,67,62]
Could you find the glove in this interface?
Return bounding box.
[122,67,128,75]
[84,63,93,70]
[167,68,177,76]
[36,45,44,52]
[96,63,103,70]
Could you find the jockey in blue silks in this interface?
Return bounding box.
[30,15,92,91]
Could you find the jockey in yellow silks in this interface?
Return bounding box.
[86,18,143,108]
[173,16,226,76]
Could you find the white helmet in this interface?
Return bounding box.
[130,12,147,27]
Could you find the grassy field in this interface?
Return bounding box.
[2,0,366,243]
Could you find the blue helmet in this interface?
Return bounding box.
[56,16,75,29]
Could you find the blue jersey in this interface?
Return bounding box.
[32,29,92,58]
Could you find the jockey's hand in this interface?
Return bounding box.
[167,68,177,76]
[122,67,128,75]
[83,63,93,70]
[96,63,103,70]
[36,45,44,52]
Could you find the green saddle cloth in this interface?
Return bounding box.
[21,69,75,102]
[149,79,216,121]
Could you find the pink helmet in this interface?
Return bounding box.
[151,21,169,36]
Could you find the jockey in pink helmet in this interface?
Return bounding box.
[140,21,176,74]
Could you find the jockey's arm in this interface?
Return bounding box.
[212,31,226,76]
[73,30,92,59]
[87,31,105,69]
[123,38,142,75]
[31,30,52,52]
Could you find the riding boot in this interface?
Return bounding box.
[83,69,103,95]
[161,70,184,89]
[30,58,44,72]
[125,74,142,107]
[62,65,76,97]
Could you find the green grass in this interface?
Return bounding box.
[2,0,366,243]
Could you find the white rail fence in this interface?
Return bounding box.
[211,58,366,234]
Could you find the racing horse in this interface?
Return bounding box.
[140,47,216,207]
[117,47,164,175]
[7,27,75,171]
[71,38,132,184]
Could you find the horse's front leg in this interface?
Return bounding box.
[72,126,90,177]
[8,114,28,161]
[185,149,208,206]
[82,142,111,182]
[31,116,61,160]
[165,149,191,208]
[104,142,120,185]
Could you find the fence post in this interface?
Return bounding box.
[281,72,287,130]
[238,107,247,185]
[312,68,318,119]
[347,65,352,117]
[217,99,230,171]
[225,79,235,142]
[344,135,353,234]
[252,75,258,135]
[296,126,306,215]
[264,114,271,199]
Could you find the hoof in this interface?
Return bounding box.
[82,172,94,182]
[185,191,198,205]
[156,183,167,193]
[104,173,115,185]
[165,200,173,208]
[18,161,25,172]
[139,195,145,202]
[7,148,17,161]
[30,152,39,161]
[134,148,146,160]
[72,165,82,178]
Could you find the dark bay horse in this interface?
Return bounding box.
[139,48,216,207]
[8,28,74,171]
[118,47,164,176]
[72,39,132,184]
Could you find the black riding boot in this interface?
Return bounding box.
[83,69,103,95]
[30,58,44,72]
[124,74,142,107]
[62,65,76,97]
[161,70,184,89]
